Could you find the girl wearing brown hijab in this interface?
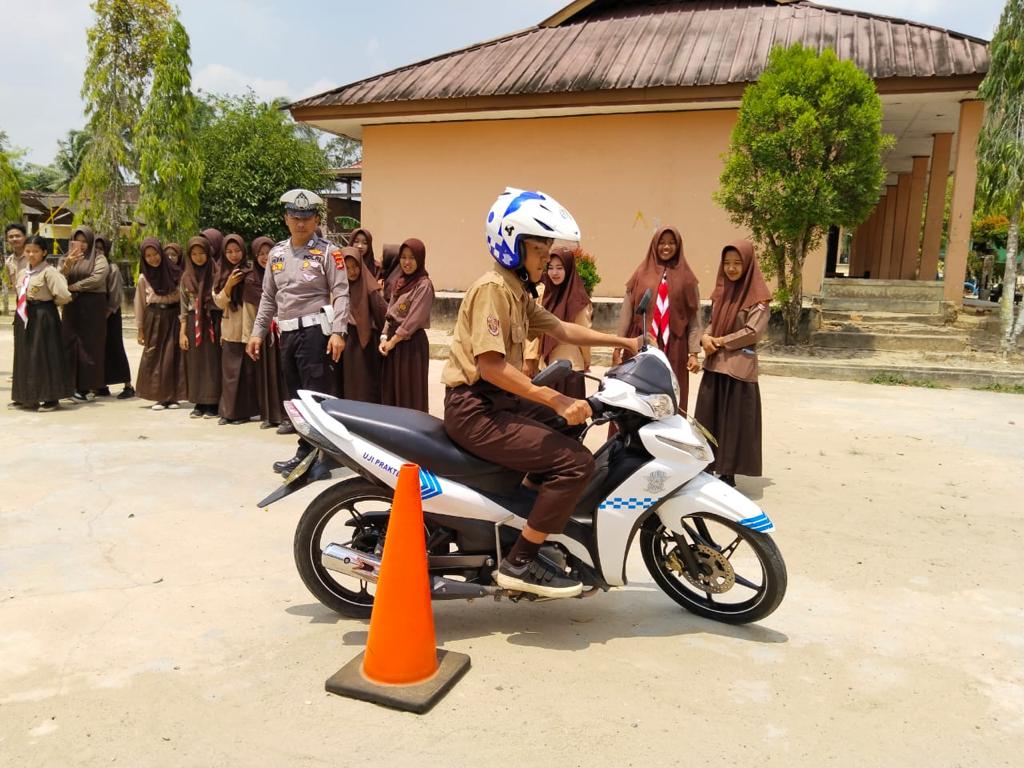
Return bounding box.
[179,235,221,418]
[349,227,378,278]
[60,225,111,400]
[525,246,593,399]
[694,240,772,487]
[135,237,187,409]
[339,246,387,403]
[213,234,259,425]
[614,226,703,410]
[163,242,182,266]
[379,238,434,412]
[378,242,402,301]
[93,235,134,399]
[245,236,286,428]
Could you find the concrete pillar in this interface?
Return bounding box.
[944,100,984,303]
[878,186,900,279]
[889,173,913,279]
[920,133,953,282]
[873,191,893,279]
[901,156,930,279]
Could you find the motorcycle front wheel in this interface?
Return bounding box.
[639,512,787,624]
[293,478,394,618]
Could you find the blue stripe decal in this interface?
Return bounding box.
[419,469,442,501]
[748,521,774,532]
[739,512,773,530]
[598,497,657,511]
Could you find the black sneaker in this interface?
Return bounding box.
[94,387,112,397]
[495,556,583,598]
[189,407,203,419]
[117,386,135,400]
[217,417,229,425]
[72,391,89,402]
[38,401,59,412]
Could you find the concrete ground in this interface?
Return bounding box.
[1,333,1023,767]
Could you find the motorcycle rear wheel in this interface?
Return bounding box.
[293,478,394,618]
[640,512,787,624]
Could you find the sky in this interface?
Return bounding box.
[0,0,1007,165]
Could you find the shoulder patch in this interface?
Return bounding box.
[487,314,500,336]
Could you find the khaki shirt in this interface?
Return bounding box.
[16,264,72,305]
[702,302,770,383]
[213,288,258,343]
[6,252,29,285]
[442,265,561,388]
[251,236,350,338]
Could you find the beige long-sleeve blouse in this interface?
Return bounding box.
[16,264,72,305]
[702,302,770,383]
[213,288,257,343]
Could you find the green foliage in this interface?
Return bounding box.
[195,92,328,240]
[17,163,64,192]
[0,148,21,228]
[715,43,891,343]
[55,130,92,191]
[335,216,360,231]
[136,18,201,246]
[972,214,1010,253]
[868,373,946,389]
[71,0,173,253]
[572,247,601,295]
[973,382,1024,395]
[325,136,362,169]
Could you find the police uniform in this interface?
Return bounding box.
[441,264,595,535]
[251,191,350,401]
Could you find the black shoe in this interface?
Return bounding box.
[272,455,305,475]
[276,422,296,435]
[495,556,583,598]
[117,386,135,400]
[72,391,89,402]
[189,407,203,419]
[217,417,229,425]
[94,387,112,397]
[38,401,59,412]
[259,421,274,430]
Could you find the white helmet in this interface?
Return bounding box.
[485,187,581,270]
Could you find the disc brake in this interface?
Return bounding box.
[665,544,736,594]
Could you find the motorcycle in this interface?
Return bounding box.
[260,290,787,625]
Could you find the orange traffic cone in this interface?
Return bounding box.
[325,463,471,713]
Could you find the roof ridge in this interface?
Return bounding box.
[802,1,990,45]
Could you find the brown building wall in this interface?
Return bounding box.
[359,111,825,297]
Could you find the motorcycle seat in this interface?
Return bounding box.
[321,398,523,496]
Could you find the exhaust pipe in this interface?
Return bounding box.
[322,544,381,582]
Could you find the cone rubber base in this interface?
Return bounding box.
[325,649,471,714]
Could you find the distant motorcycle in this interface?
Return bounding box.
[261,290,787,625]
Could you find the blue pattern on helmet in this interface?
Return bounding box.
[503,191,546,218]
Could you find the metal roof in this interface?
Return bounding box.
[291,0,989,113]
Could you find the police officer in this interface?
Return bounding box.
[441,188,642,599]
[247,189,349,474]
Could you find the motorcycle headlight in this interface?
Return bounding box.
[640,393,677,420]
[657,434,712,462]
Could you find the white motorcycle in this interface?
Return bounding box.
[260,291,787,625]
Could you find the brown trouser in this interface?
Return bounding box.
[443,384,595,534]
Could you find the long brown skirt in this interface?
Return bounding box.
[381,328,429,413]
[341,326,383,404]
[219,341,260,420]
[693,370,763,477]
[103,309,132,385]
[256,337,286,425]
[62,291,107,391]
[136,304,186,403]
[13,300,73,404]
[184,310,221,405]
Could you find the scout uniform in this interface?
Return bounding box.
[441,264,595,535]
[251,190,350,400]
[12,261,74,407]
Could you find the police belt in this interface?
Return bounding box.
[277,312,324,332]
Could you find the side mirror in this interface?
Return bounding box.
[634,288,653,316]
[532,359,573,387]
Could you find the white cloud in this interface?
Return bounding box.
[193,65,337,103]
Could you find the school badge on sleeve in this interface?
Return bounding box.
[486,314,500,336]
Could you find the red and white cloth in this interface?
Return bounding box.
[650,272,670,348]
[15,271,30,328]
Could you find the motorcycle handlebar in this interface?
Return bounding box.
[551,397,606,431]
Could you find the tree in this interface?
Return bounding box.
[18,163,64,192]
[135,18,201,245]
[977,0,1024,350]
[0,140,21,314]
[325,136,362,169]
[70,0,172,257]
[55,130,92,192]
[715,44,891,343]
[196,92,327,240]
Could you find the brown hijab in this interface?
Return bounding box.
[201,228,224,264]
[349,228,378,278]
[625,226,699,337]
[709,240,772,338]
[380,243,401,299]
[66,225,97,283]
[140,236,181,296]
[163,242,182,265]
[392,238,429,298]
[183,235,215,343]
[215,233,250,309]
[540,246,591,360]
[244,236,275,307]
[342,247,385,349]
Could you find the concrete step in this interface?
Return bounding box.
[809,331,967,353]
[760,357,1024,389]
[820,321,962,337]
[820,297,943,314]
[821,278,944,301]
[821,310,946,326]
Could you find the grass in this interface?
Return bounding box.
[973,382,1024,395]
[868,373,947,389]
